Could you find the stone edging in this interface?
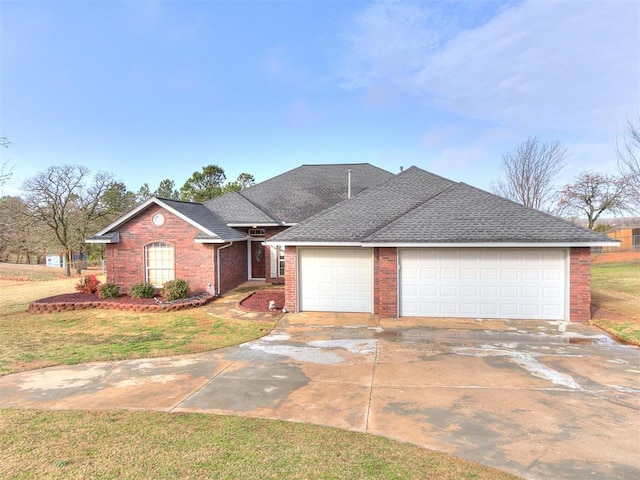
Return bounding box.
[28,294,215,314]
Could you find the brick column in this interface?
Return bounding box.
[374,247,398,317]
[569,247,591,322]
[284,246,298,312]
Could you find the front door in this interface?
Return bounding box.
[251,241,266,279]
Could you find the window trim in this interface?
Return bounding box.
[144,241,175,287]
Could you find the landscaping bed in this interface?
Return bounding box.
[28,292,214,313]
[239,289,285,312]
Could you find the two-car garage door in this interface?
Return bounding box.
[400,249,567,320]
[297,247,567,320]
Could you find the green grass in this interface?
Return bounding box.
[0,273,275,375]
[0,409,519,480]
[590,259,640,345]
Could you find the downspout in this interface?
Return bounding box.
[216,242,233,296]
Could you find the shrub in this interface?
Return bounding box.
[98,283,120,299]
[162,279,189,301]
[75,274,101,294]
[129,282,156,299]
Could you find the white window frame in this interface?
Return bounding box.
[278,246,285,277]
[145,241,175,287]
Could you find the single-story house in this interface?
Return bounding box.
[87,163,618,322]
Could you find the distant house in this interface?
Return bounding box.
[87,164,618,322]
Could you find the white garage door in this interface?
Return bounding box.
[299,248,373,313]
[400,249,566,320]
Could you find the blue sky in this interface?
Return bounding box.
[1,0,638,198]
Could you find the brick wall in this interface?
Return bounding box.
[283,246,298,312]
[373,247,398,317]
[217,240,248,294]
[569,247,591,322]
[105,205,215,294]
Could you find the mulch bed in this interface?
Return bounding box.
[238,289,285,312]
[28,292,213,313]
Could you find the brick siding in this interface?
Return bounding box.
[217,240,248,294]
[105,205,247,295]
[373,247,398,317]
[569,247,591,322]
[283,246,298,312]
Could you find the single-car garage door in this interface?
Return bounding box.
[299,248,372,312]
[400,249,566,320]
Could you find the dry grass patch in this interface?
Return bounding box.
[0,409,520,480]
[0,262,70,281]
[590,260,640,345]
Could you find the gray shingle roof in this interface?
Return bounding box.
[89,197,247,243]
[206,163,394,224]
[269,166,617,245]
[204,191,276,225]
[157,198,248,241]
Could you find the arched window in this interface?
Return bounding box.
[145,242,175,287]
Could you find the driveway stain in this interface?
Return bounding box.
[453,345,583,389]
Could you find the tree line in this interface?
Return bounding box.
[0,116,638,274]
[0,162,254,275]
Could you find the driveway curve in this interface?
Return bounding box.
[1,312,638,480]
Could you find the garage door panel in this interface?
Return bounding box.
[299,248,372,313]
[400,248,566,320]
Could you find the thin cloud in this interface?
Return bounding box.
[340,0,640,133]
[287,98,325,127]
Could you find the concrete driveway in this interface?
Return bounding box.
[1,311,638,480]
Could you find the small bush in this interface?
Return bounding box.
[162,279,189,301]
[75,274,101,294]
[129,282,156,299]
[98,283,120,299]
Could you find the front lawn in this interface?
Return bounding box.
[0,275,275,376]
[590,259,640,345]
[0,409,519,480]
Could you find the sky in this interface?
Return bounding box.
[1,0,639,198]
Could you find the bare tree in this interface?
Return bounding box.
[492,137,567,211]
[22,165,116,276]
[617,115,640,211]
[556,171,631,229]
[0,196,55,263]
[0,137,12,188]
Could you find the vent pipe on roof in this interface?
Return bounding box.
[348,169,352,199]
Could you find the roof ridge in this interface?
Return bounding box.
[236,189,278,223]
[362,181,459,241]
[456,182,610,237]
[155,196,203,206]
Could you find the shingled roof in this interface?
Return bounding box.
[87,197,247,244]
[205,163,394,225]
[269,166,617,246]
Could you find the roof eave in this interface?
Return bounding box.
[93,197,223,238]
[85,232,120,244]
[227,222,284,227]
[363,241,621,248]
[195,236,249,244]
[267,240,621,248]
[266,240,363,247]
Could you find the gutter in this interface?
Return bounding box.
[266,240,621,248]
